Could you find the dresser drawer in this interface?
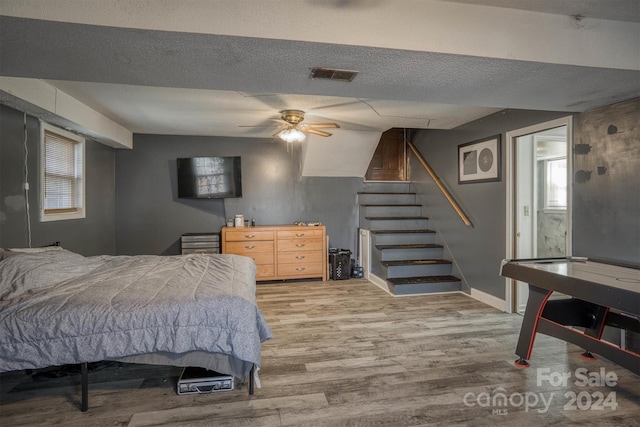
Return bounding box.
[256,264,275,278]
[277,229,324,239]
[225,240,274,254]
[239,251,274,266]
[278,262,324,277]
[277,239,324,252]
[278,251,323,265]
[225,230,274,242]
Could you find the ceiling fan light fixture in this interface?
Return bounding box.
[280,110,306,125]
[279,128,305,143]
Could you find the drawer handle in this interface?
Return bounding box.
[295,255,305,259]
[245,234,256,238]
[296,267,306,271]
[245,245,255,249]
[295,243,305,247]
[295,233,305,237]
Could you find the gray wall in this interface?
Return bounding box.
[0,105,116,255]
[5,96,635,293]
[411,109,571,300]
[115,134,363,255]
[573,98,640,266]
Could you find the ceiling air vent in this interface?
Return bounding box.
[309,67,358,82]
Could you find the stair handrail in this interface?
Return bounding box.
[406,139,473,227]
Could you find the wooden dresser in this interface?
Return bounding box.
[221,225,327,281]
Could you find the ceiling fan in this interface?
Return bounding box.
[243,110,340,142]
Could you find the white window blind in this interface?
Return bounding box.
[544,158,567,210]
[41,123,85,221]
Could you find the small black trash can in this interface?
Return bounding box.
[328,248,351,280]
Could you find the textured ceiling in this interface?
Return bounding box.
[445,0,640,22]
[0,0,639,144]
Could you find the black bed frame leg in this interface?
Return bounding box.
[81,362,88,412]
[248,365,255,396]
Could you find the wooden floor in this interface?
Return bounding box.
[1,279,638,426]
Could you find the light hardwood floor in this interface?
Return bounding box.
[1,279,638,426]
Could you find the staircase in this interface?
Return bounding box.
[358,181,461,296]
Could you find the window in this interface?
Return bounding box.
[40,123,85,221]
[543,157,567,210]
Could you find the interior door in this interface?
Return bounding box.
[510,122,571,313]
[365,128,407,181]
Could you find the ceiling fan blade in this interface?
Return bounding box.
[305,128,332,137]
[239,118,287,128]
[273,129,286,138]
[307,123,340,129]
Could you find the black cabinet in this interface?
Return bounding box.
[181,233,220,254]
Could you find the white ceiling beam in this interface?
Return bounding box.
[1,0,638,70]
[0,77,133,149]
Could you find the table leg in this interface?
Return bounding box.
[580,306,609,360]
[515,285,553,368]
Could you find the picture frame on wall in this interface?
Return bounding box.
[458,135,501,184]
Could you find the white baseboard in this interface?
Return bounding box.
[368,273,393,295]
[468,288,507,312]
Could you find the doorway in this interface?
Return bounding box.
[365,128,408,181]
[505,117,573,313]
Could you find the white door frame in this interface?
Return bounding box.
[504,116,573,313]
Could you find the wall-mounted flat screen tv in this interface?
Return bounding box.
[177,156,242,199]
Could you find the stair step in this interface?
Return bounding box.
[361,180,459,297]
[387,275,460,286]
[375,243,445,261]
[363,216,430,231]
[387,275,462,296]
[376,243,443,250]
[369,229,438,245]
[357,192,417,204]
[360,204,422,214]
[381,259,451,267]
[369,229,435,234]
[361,182,413,193]
[360,205,423,219]
[365,216,428,220]
[357,192,416,195]
[382,257,453,278]
[360,204,421,207]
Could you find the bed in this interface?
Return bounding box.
[0,247,272,410]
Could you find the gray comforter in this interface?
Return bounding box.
[0,249,272,378]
